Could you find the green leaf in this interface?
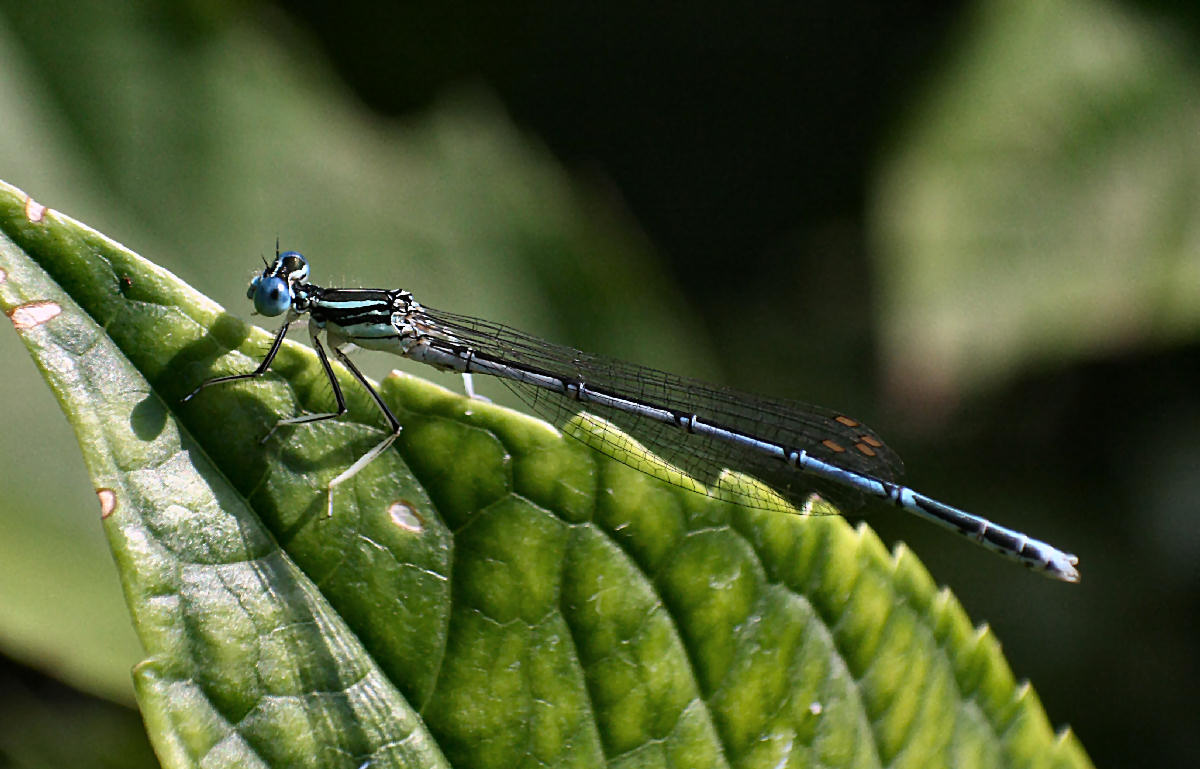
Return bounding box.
[0,3,717,704]
[871,0,1200,403]
[0,178,1092,768]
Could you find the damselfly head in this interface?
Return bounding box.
[277,251,310,284]
[248,274,291,316]
[247,250,309,317]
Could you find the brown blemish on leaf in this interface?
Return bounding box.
[97,488,117,518]
[24,196,46,222]
[8,301,61,329]
[388,499,424,533]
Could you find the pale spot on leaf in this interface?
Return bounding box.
[24,196,45,222]
[9,301,61,329]
[97,488,117,518]
[388,499,423,533]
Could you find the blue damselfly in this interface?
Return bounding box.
[184,250,1080,582]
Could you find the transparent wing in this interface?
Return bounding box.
[420,306,905,515]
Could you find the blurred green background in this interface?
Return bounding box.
[1,0,1196,766]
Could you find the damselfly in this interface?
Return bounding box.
[184,250,1080,582]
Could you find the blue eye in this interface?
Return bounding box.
[279,251,309,283]
[251,275,293,317]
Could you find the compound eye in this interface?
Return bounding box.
[252,275,292,317]
[279,251,309,283]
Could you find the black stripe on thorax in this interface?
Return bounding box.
[310,288,397,327]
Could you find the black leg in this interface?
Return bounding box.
[183,321,291,402]
[260,326,350,443]
[322,344,405,517]
[332,346,402,433]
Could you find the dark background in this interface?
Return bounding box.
[287,4,1195,763]
[2,0,1198,766]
